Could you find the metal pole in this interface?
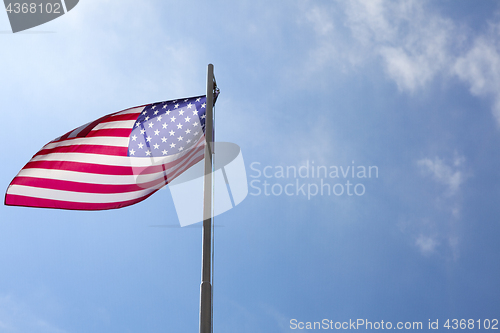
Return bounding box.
[200,64,214,333]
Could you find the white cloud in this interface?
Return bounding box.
[305,6,334,36]
[409,153,467,259]
[417,156,465,196]
[301,0,500,125]
[346,0,455,92]
[343,0,397,45]
[415,234,439,255]
[301,0,454,92]
[454,34,500,125]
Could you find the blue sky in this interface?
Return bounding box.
[1,0,500,332]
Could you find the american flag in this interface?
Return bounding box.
[5,95,208,210]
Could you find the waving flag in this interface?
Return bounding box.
[5,96,208,210]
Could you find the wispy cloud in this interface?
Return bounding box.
[346,0,453,92]
[415,234,439,256]
[417,155,465,196]
[300,0,454,91]
[454,30,500,125]
[301,0,500,125]
[410,153,467,258]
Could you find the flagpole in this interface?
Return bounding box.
[200,64,215,333]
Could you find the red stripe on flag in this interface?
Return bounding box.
[35,145,128,157]
[5,193,156,210]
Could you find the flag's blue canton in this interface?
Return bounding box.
[128,96,207,157]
